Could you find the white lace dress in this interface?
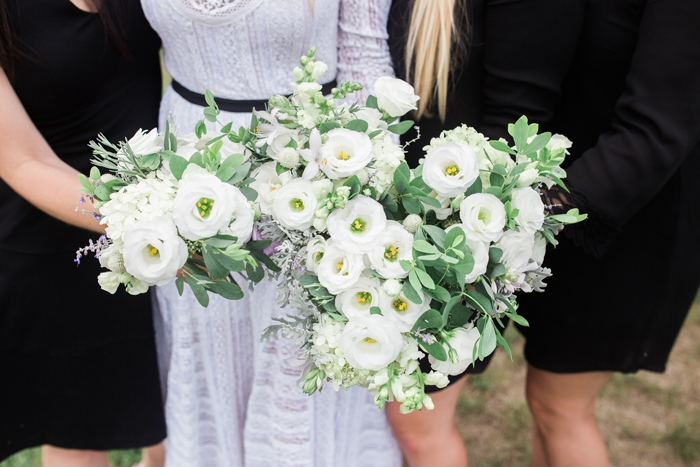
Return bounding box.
[140,1,401,465]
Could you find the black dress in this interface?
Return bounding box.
[0,0,166,459]
[478,0,700,373]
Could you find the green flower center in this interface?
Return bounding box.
[147,244,160,257]
[315,252,324,262]
[478,207,489,222]
[445,165,459,176]
[384,245,399,261]
[350,217,367,233]
[356,291,372,305]
[392,298,408,313]
[363,337,376,344]
[290,197,305,212]
[197,197,215,218]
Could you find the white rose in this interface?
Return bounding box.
[316,242,364,294]
[250,162,292,215]
[428,325,481,376]
[339,315,404,371]
[379,288,430,333]
[367,220,413,279]
[422,142,479,198]
[319,128,373,179]
[459,193,507,243]
[447,224,490,284]
[532,232,547,266]
[220,187,255,243]
[305,236,327,274]
[271,178,318,230]
[123,128,162,156]
[122,216,188,286]
[335,276,383,319]
[510,187,545,234]
[172,173,240,240]
[374,76,419,118]
[381,278,403,297]
[495,229,535,270]
[326,195,387,254]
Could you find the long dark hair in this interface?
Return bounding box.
[0,0,131,79]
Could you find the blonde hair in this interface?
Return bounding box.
[405,0,463,121]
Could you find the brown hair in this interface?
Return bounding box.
[405,0,468,122]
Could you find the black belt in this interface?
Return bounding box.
[171,79,338,113]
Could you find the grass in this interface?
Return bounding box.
[4,292,699,467]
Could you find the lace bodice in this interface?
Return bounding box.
[142,0,393,101]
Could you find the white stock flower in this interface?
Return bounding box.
[172,173,240,240]
[339,315,404,371]
[459,193,507,243]
[510,187,545,234]
[319,128,373,179]
[495,229,535,270]
[122,216,188,286]
[316,242,364,294]
[428,325,481,376]
[374,76,419,117]
[271,178,318,230]
[305,236,327,274]
[221,187,255,243]
[379,288,430,333]
[381,278,403,297]
[326,195,387,254]
[422,142,479,198]
[335,276,383,319]
[369,133,405,192]
[367,220,413,279]
[250,162,292,215]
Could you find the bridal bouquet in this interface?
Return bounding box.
[249,51,586,413]
[77,116,274,307]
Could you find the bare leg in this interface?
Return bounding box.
[133,442,165,467]
[526,365,612,467]
[387,376,468,467]
[42,446,109,467]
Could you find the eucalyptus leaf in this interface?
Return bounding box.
[209,279,244,300]
[169,154,189,180]
[202,245,230,279]
[419,340,447,362]
[489,140,516,155]
[387,120,414,135]
[184,274,210,307]
[345,119,369,133]
[422,225,446,249]
[402,280,423,305]
[412,309,443,332]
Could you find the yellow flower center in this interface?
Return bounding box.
[384,245,399,261]
[253,126,260,134]
[363,337,376,344]
[350,217,367,233]
[147,244,160,257]
[290,197,305,212]
[336,262,344,272]
[197,197,215,218]
[356,291,372,304]
[337,150,350,161]
[392,298,408,313]
[445,165,459,176]
[315,252,324,262]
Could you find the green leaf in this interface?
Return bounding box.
[212,250,245,272]
[163,120,171,151]
[89,166,101,181]
[209,279,244,300]
[251,250,281,273]
[393,162,411,195]
[408,269,422,294]
[510,116,529,152]
[246,240,272,251]
[412,309,443,332]
[215,155,239,182]
[239,187,258,201]
[489,172,505,188]
[184,274,210,307]
[489,263,506,279]
[422,225,446,249]
[444,226,466,249]
[203,107,218,123]
[415,268,436,290]
[227,161,251,185]
[463,290,493,314]
[521,132,551,155]
[189,152,204,167]
[489,247,503,263]
[370,306,382,315]
[402,280,423,304]
[365,95,378,109]
[169,154,190,180]
[78,173,94,192]
[204,89,217,109]
[220,122,233,134]
[140,153,161,170]
[464,176,483,198]
[345,119,369,133]
[343,175,362,199]
[489,140,516,155]
[202,245,230,279]
[246,260,264,282]
[402,196,421,214]
[419,339,447,362]
[418,195,442,209]
[195,120,207,138]
[505,311,530,327]
[297,274,320,287]
[380,193,399,213]
[169,133,178,153]
[175,276,185,295]
[412,240,438,255]
[368,130,383,139]
[318,121,341,133]
[431,284,451,302]
[387,120,414,135]
[478,320,498,359]
[450,303,473,327]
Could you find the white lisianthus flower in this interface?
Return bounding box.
[381,278,403,297]
[422,142,479,198]
[367,220,413,279]
[316,242,364,294]
[446,224,490,283]
[326,195,387,254]
[220,187,255,243]
[532,232,548,266]
[379,288,430,332]
[250,162,292,215]
[319,128,373,179]
[459,193,507,243]
[547,134,573,154]
[495,229,535,270]
[374,76,419,117]
[422,191,453,220]
[305,236,327,274]
[122,216,188,286]
[339,315,404,371]
[123,128,162,156]
[353,108,388,132]
[510,187,545,234]
[428,325,481,376]
[172,173,240,241]
[335,276,383,319]
[271,178,318,230]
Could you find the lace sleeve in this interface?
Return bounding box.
[337,0,394,103]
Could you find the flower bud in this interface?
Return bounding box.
[278,147,301,169]
[402,214,422,233]
[381,279,403,297]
